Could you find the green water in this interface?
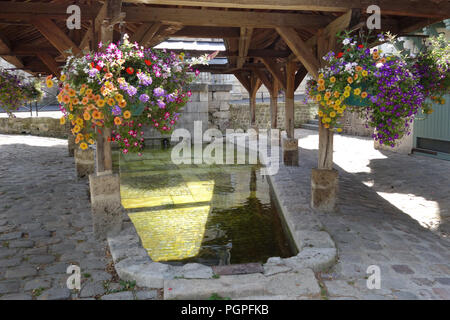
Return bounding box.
[113,143,293,266]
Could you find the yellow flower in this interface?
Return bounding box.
[80,142,88,150]
[319,73,324,79]
[362,70,368,77]
[325,117,331,123]
[345,86,351,92]
[324,123,330,129]
[115,94,124,102]
[77,133,84,141]
[68,114,74,120]
[333,91,340,98]
[80,87,86,95]
[75,118,83,126]
[73,124,81,133]
[334,99,341,106]
[88,139,94,145]
[316,94,322,102]
[60,74,66,82]
[343,91,350,98]
[441,99,446,105]
[318,111,324,117]
[330,76,336,83]
[46,79,54,88]
[96,99,105,108]
[318,85,325,92]
[337,128,343,132]
[330,111,336,118]
[123,110,131,119]
[114,117,122,125]
[86,89,93,95]
[60,117,66,125]
[354,88,361,96]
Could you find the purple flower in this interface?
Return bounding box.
[111,105,121,116]
[153,87,165,97]
[157,99,166,109]
[139,94,149,103]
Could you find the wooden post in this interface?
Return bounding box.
[249,71,260,127]
[270,80,279,129]
[282,60,298,166]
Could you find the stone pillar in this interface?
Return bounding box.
[89,173,123,240]
[311,168,338,212]
[282,137,298,166]
[68,134,75,157]
[74,147,95,178]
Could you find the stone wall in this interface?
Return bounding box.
[0,117,69,138]
[227,102,317,131]
[340,110,373,137]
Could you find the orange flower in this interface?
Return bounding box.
[83,112,91,121]
[92,110,101,120]
[123,110,131,119]
[68,89,76,97]
[361,92,368,98]
[107,98,115,106]
[354,73,358,80]
[119,100,127,108]
[355,66,363,72]
[96,99,105,108]
[94,94,101,101]
[72,97,80,105]
[87,93,94,100]
[82,97,89,105]
[318,78,325,86]
[62,95,71,104]
[347,76,353,84]
[114,117,122,125]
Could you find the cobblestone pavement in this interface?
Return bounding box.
[0,134,159,300]
[293,129,450,300]
[1,132,450,300]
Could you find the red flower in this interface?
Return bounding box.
[144,59,152,66]
[337,52,344,58]
[90,62,95,68]
[103,67,107,72]
[126,67,134,74]
[95,65,101,71]
[358,44,364,49]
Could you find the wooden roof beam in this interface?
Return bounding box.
[123,0,450,19]
[0,2,101,20]
[37,53,61,76]
[33,18,82,57]
[276,27,320,79]
[261,58,286,90]
[123,6,334,29]
[0,32,24,68]
[173,26,240,38]
[237,27,253,69]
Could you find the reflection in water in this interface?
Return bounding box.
[115,144,293,266]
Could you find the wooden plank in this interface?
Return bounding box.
[261,58,286,90]
[123,0,450,18]
[276,27,319,79]
[123,6,333,29]
[33,18,82,57]
[148,24,183,47]
[132,22,162,45]
[37,53,60,76]
[270,79,279,129]
[237,27,253,69]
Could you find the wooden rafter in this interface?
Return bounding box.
[37,53,60,76]
[0,2,101,20]
[237,27,253,69]
[252,68,273,93]
[148,24,183,47]
[233,71,251,92]
[0,32,24,68]
[173,26,240,38]
[276,27,320,79]
[261,58,286,90]
[294,66,308,91]
[33,18,81,57]
[123,0,450,19]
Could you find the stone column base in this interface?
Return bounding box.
[74,148,95,178]
[89,173,123,240]
[68,135,75,157]
[311,168,338,212]
[282,138,298,166]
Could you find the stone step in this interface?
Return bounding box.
[164,269,321,300]
[308,119,319,125]
[300,123,319,131]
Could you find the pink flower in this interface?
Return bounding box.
[122,149,128,154]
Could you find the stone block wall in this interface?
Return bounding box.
[0,117,69,138]
[341,110,373,137]
[227,102,317,131]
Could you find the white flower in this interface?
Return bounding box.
[343,38,351,45]
[376,62,384,68]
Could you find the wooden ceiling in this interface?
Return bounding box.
[0,0,448,77]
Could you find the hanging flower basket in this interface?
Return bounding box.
[48,35,212,155]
